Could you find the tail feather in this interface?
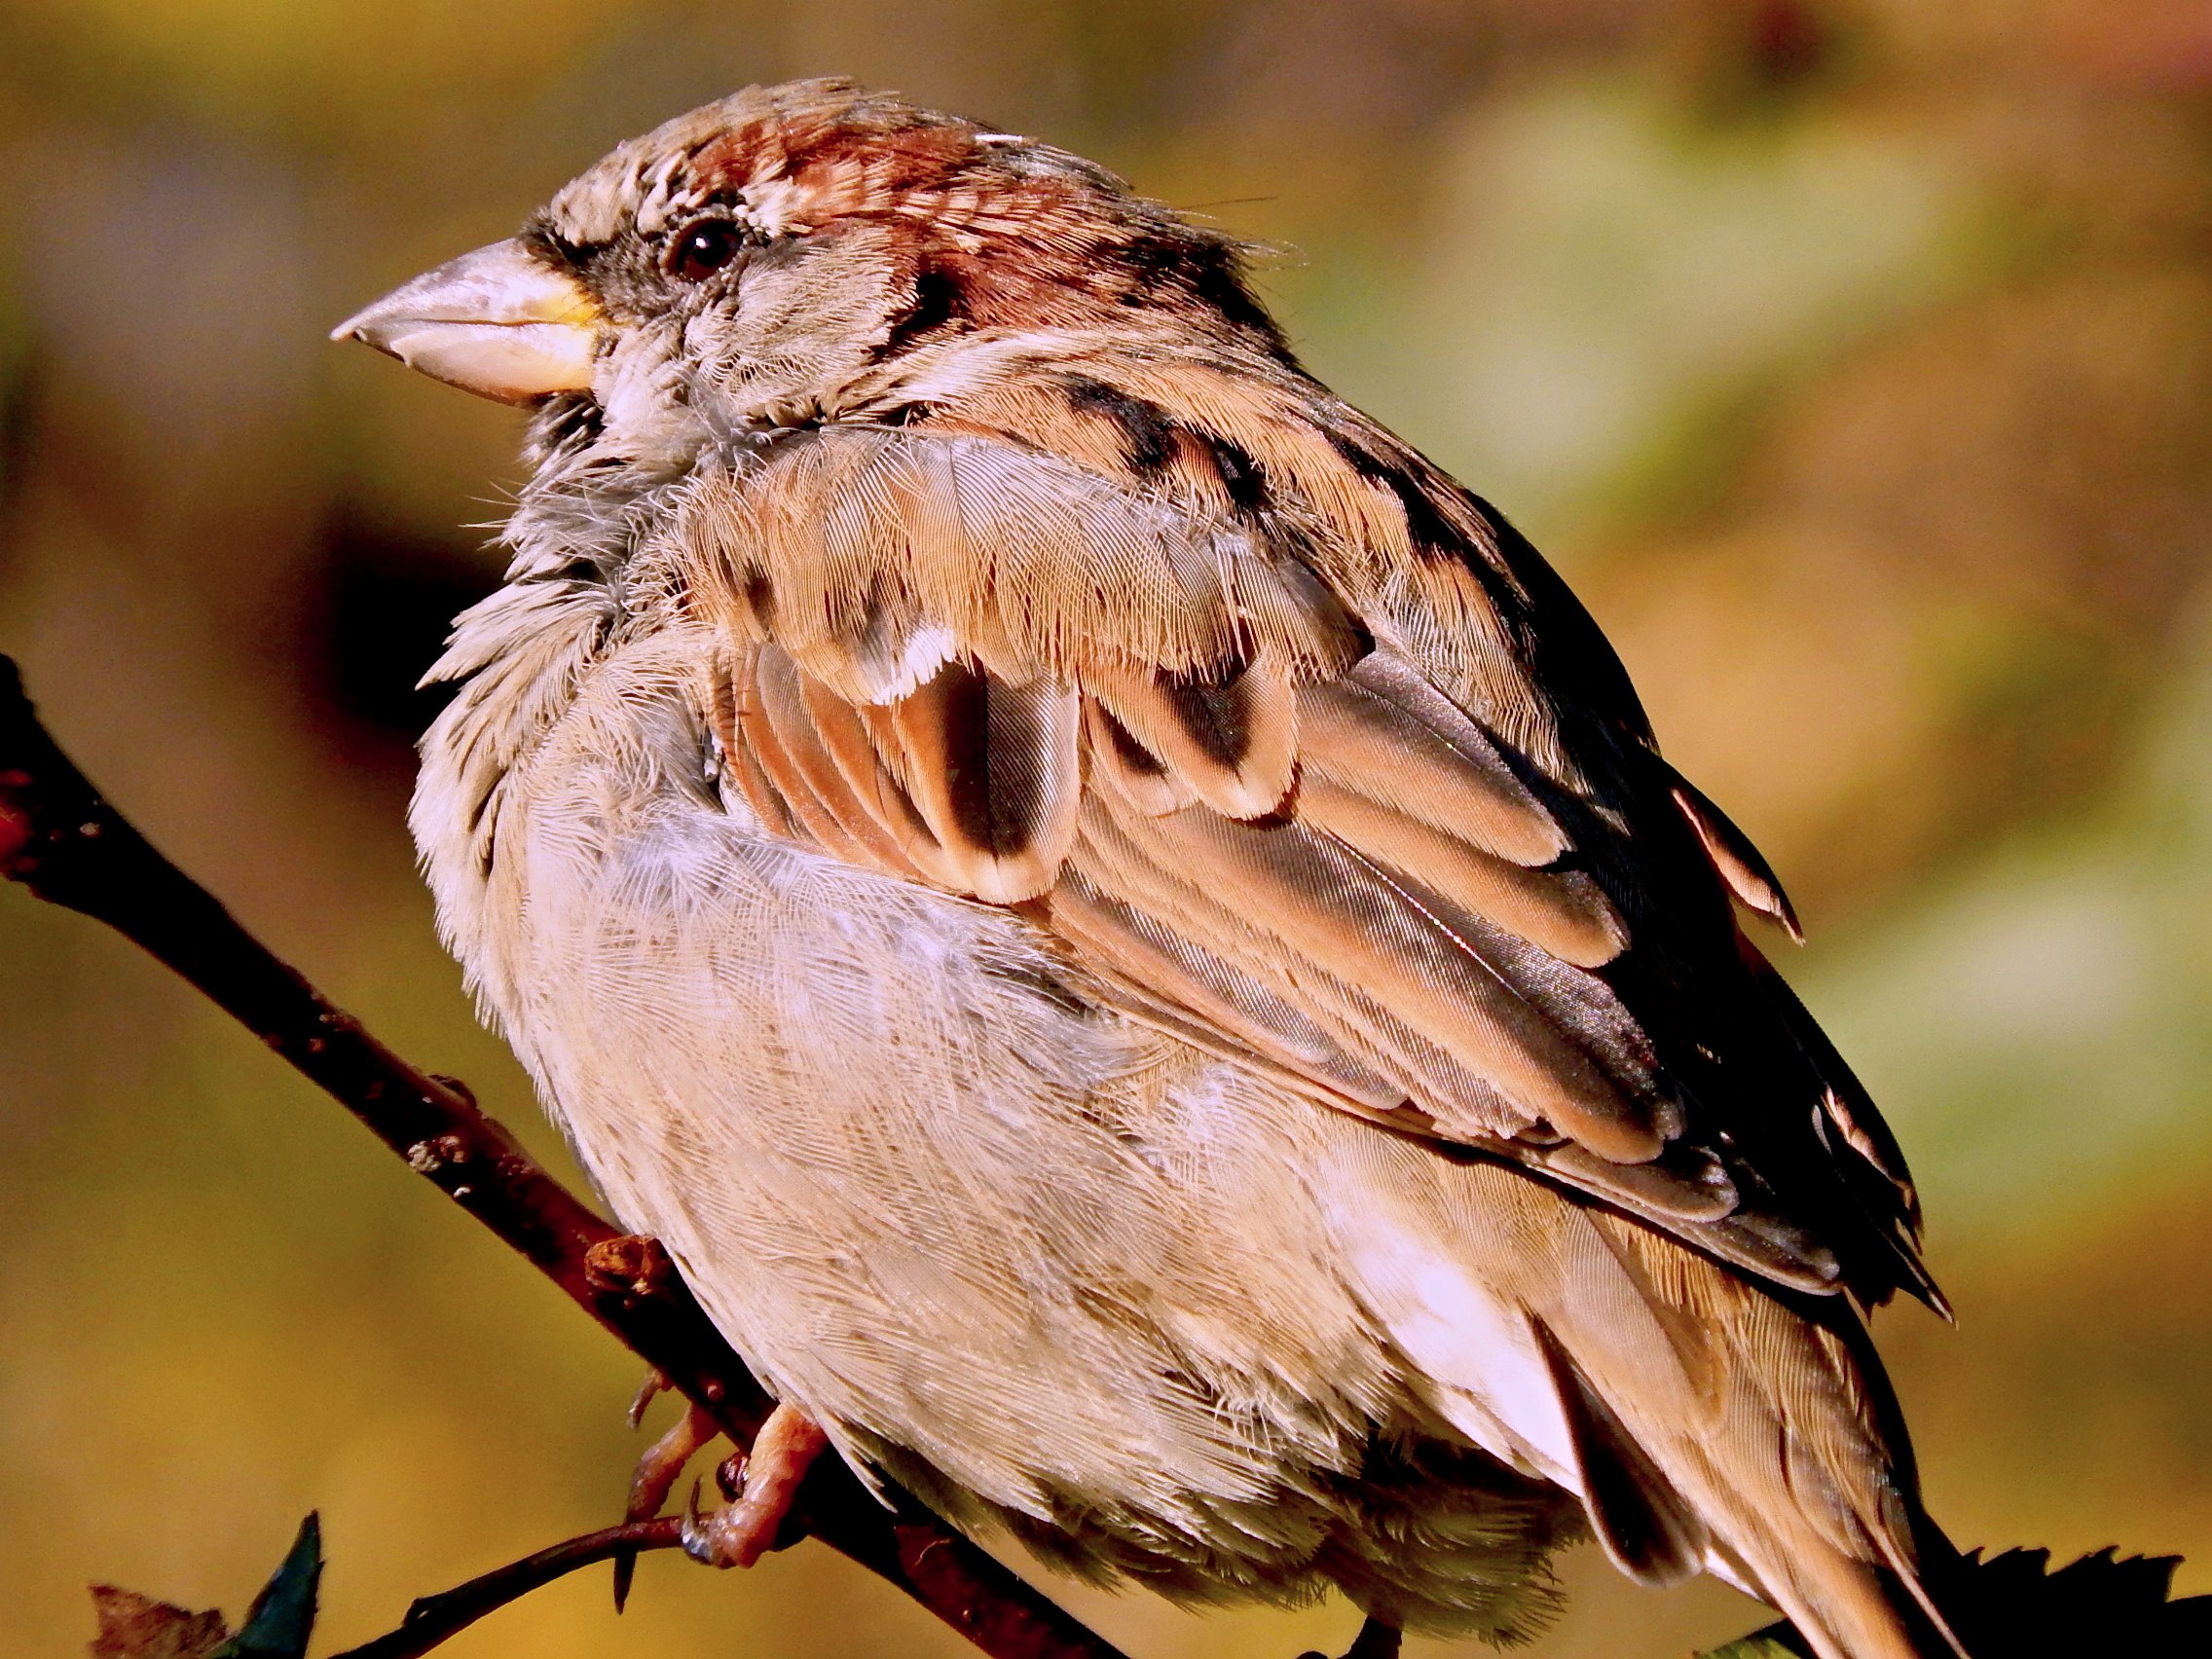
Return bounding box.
[1726,1521,1967,1659]
[1532,1211,1968,1659]
[1722,1543,2212,1655]
[1341,1149,1966,1656]
[1529,1315,1709,1588]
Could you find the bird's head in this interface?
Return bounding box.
[334,78,1286,475]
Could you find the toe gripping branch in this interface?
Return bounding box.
[0,657,1126,1659]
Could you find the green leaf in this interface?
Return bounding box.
[208,1514,320,1659]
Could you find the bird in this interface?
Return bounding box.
[333,79,1966,1659]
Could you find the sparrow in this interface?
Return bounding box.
[334,79,1964,1659]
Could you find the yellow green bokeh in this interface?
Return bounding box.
[4,4,2208,1655]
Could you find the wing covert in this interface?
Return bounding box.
[669,377,1937,1312]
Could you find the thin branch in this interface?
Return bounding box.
[328,1519,688,1659]
[0,656,1125,1659]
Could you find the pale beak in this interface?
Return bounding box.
[331,239,605,404]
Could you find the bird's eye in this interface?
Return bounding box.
[667,217,746,282]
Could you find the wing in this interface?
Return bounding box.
[663,347,1939,1312]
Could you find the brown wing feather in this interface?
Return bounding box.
[1530,1316,1712,1588]
[1084,652,1298,820]
[1082,697,1196,816]
[1671,770,1804,942]
[880,658,1082,903]
[1047,866,1411,1115]
[1295,776,1622,970]
[1297,653,1569,866]
[674,395,1936,1312]
[1081,781,1662,1157]
[733,644,910,874]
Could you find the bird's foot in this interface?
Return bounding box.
[680,1401,830,1568]
[613,1375,725,1609]
[1296,1615,1401,1659]
[628,1391,722,1526]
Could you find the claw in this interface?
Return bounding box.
[627,1366,672,1430]
[680,1477,717,1566]
[668,1402,828,1569]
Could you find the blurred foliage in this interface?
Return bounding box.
[1,2,2208,1656]
[217,1515,321,1659]
[1689,1545,2212,1657]
[92,1515,319,1659]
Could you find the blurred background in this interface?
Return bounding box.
[3,1,2209,1654]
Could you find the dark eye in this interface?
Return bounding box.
[667,217,745,281]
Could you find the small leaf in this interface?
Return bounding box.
[208,1515,321,1659]
[86,1586,229,1659]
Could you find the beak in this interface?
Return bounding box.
[330,239,605,404]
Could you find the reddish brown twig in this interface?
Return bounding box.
[328,1519,688,1659]
[0,656,1124,1659]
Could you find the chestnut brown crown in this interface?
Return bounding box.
[335,79,1288,428]
[534,78,1289,349]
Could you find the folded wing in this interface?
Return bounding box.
[667,382,1936,1313]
